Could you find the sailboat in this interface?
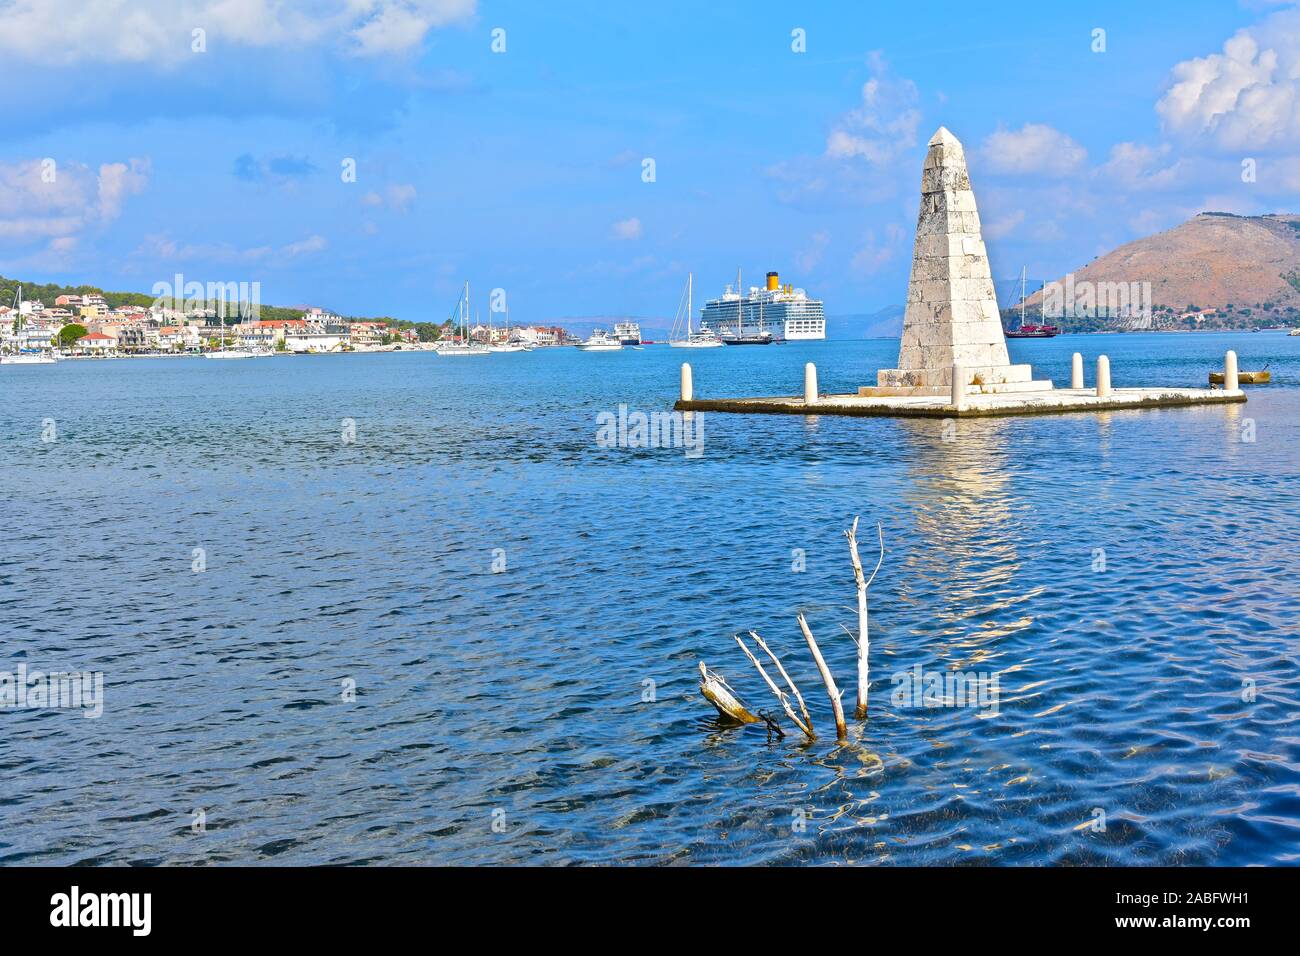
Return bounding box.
[436,282,490,356]
[1005,267,1060,339]
[719,268,773,345]
[205,302,254,358]
[668,273,723,348]
[488,304,530,352]
[1,287,56,365]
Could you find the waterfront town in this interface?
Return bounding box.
[0,291,575,356]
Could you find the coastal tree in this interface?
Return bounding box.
[57,323,88,347]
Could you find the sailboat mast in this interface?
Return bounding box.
[736,267,743,336]
[1020,266,1027,326]
[688,272,693,335]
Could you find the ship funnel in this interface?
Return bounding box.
[766,271,779,291]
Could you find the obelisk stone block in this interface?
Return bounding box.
[870,127,1052,397]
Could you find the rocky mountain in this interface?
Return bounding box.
[1023,212,1300,327]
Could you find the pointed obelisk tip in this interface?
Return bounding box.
[929,126,961,147]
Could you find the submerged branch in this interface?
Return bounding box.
[698,661,759,724]
[734,634,815,739]
[797,612,847,740]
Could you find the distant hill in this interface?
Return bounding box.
[1022,213,1300,329]
[826,305,905,339]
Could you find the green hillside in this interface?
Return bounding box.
[0,273,443,336]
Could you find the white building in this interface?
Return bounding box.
[285,329,348,353]
[76,331,118,353]
[236,324,277,350]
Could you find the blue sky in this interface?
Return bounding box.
[1,0,1296,323]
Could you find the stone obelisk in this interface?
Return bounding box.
[870,127,1049,396]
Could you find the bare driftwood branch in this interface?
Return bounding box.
[845,516,885,720]
[698,661,759,724]
[734,634,815,739]
[749,631,814,740]
[797,611,847,740]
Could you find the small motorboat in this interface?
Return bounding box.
[0,351,57,365]
[576,330,623,351]
[1209,369,1270,385]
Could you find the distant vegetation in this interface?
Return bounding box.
[0,273,422,331]
[0,276,154,310]
[1004,299,1300,333]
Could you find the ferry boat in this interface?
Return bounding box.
[699,270,825,342]
[576,329,623,351]
[1004,267,1060,339]
[613,321,642,346]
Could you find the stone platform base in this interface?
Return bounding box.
[859,379,1055,397]
[876,363,1035,389]
[674,386,1246,419]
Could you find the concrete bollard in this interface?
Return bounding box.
[1096,355,1111,398]
[1224,350,1238,391]
[804,362,818,405]
[680,363,693,402]
[951,363,966,410]
[1071,352,1084,390]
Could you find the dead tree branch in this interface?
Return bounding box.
[749,631,814,739]
[845,517,884,719]
[734,634,815,740]
[796,612,847,740]
[698,661,759,724]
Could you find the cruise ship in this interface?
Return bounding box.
[699,271,825,342]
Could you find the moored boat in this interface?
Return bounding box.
[0,351,57,365]
[1004,266,1060,338]
[436,281,491,356]
[576,329,623,351]
[668,273,724,349]
[1209,369,1270,385]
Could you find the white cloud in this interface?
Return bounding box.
[0,0,477,66]
[385,183,418,212]
[1157,6,1300,150]
[137,231,328,264]
[983,209,1025,240]
[825,53,921,166]
[361,183,418,212]
[352,1,474,56]
[610,217,642,241]
[0,157,149,242]
[850,223,904,277]
[283,234,328,257]
[795,231,831,272]
[1097,142,1188,190]
[979,124,1087,177]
